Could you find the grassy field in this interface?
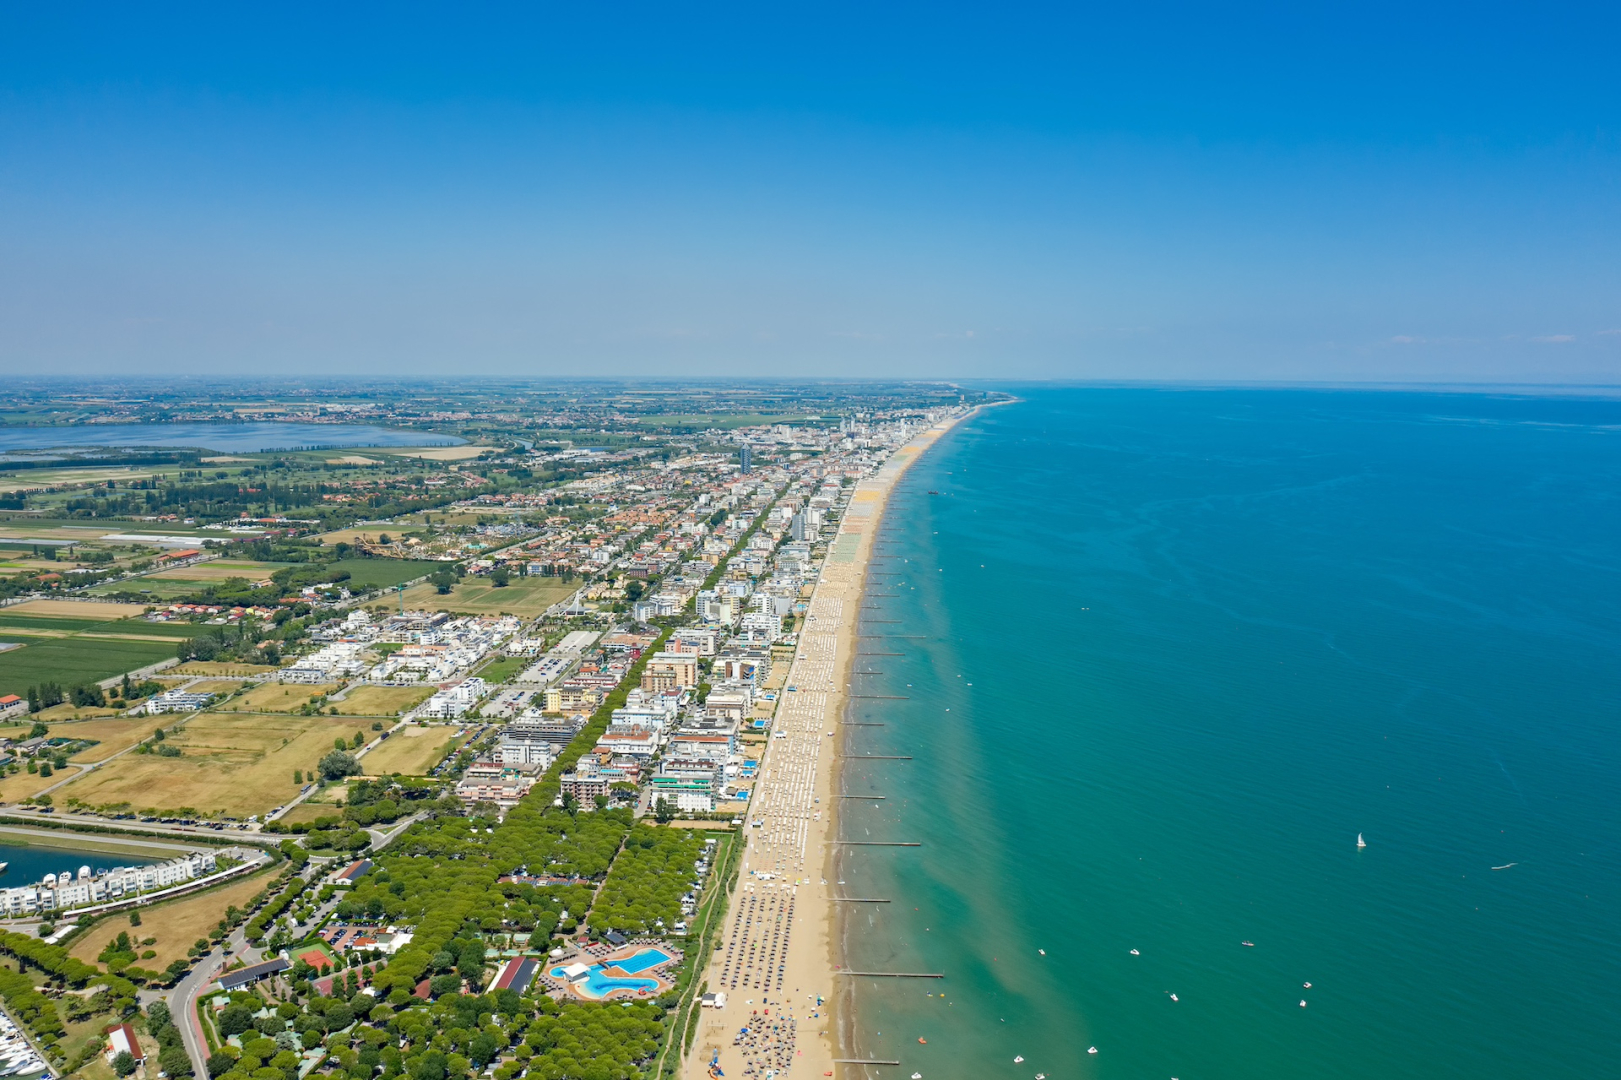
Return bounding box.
[53,714,176,761]
[477,656,526,684]
[69,867,276,971]
[0,767,66,803]
[397,574,573,617]
[312,527,404,546]
[218,683,341,713]
[360,725,465,776]
[334,685,433,716]
[87,578,206,599]
[0,558,69,573]
[0,634,176,698]
[327,558,443,589]
[175,679,245,695]
[28,702,123,723]
[168,661,280,677]
[61,710,357,817]
[278,803,342,826]
[146,560,289,582]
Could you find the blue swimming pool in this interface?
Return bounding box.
[611,947,674,974]
[551,948,675,999]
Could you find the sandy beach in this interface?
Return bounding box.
[684,412,971,1080]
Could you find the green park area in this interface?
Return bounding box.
[324,558,444,590]
[396,574,574,618]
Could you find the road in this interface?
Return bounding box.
[0,807,279,845]
[169,919,252,1078]
[0,823,199,854]
[366,811,425,852]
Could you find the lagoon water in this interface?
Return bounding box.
[0,839,155,888]
[835,388,1621,1079]
[0,421,462,454]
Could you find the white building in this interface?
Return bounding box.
[141,689,214,714]
[420,677,488,719]
[0,850,218,916]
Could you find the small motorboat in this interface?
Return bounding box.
[1303,982,1311,988]
[1168,993,1178,1001]
[1088,1046,1098,1054]
[1129,948,1140,956]
[1013,1056,1024,1064]
[1240,941,1255,947]
[1300,1000,1308,1007]
[1038,949,1045,956]
[912,1074,923,1079]
[917,1038,926,1044]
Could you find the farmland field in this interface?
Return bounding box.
[372,445,488,461]
[0,613,206,638]
[87,577,209,599]
[0,614,121,633]
[5,599,148,620]
[60,710,359,817]
[0,634,176,698]
[333,685,433,716]
[68,867,276,971]
[360,725,465,775]
[396,574,573,618]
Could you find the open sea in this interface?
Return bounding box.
[834,387,1621,1080]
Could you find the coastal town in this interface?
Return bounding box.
[0,383,984,1080]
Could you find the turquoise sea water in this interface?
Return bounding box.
[834,388,1621,1079]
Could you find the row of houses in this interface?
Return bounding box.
[0,850,218,916]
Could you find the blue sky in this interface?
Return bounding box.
[2,2,1618,382]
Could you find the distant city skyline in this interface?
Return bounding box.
[2,3,1618,382]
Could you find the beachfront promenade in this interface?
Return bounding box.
[686,417,961,1080]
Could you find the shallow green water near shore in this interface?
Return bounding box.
[834,388,1621,1079]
